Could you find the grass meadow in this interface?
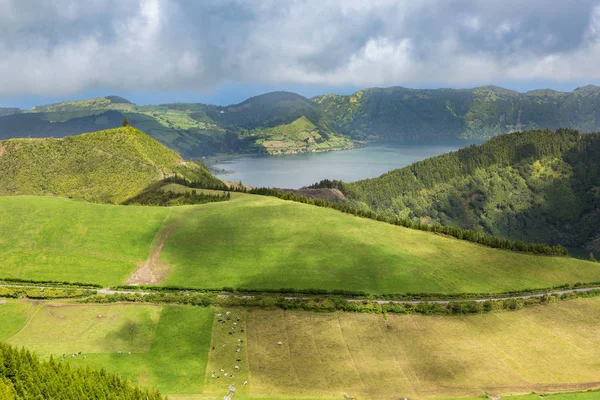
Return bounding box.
[4,301,213,395]
[1,194,600,294]
[161,194,600,294]
[0,196,168,285]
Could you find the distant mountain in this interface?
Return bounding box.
[0,93,354,157]
[0,126,220,203]
[318,129,600,250]
[2,85,600,157]
[313,85,600,140]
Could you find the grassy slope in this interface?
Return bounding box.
[0,196,168,286]
[161,193,600,294]
[1,194,599,292]
[6,302,214,395]
[0,126,218,203]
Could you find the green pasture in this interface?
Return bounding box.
[1,299,600,399]
[2,194,600,293]
[5,302,213,395]
[160,193,600,294]
[0,196,168,286]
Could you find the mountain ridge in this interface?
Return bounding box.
[2,84,600,157]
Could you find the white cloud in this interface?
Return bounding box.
[1,0,600,96]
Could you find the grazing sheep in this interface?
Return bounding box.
[234,366,239,370]
[243,381,248,385]
[277,341,283,345]
[220,368,225,372]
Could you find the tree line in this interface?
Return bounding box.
[0,343,165,399]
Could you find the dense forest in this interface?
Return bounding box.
[0,343,165,399]
[316,129,600,250]
[314,85,600,141]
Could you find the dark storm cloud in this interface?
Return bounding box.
[1,0,599,96]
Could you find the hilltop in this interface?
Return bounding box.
[0,126,220,203]
[319,129,600,250]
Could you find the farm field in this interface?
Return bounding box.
[1,194,600,293]
[4,301,214,395]
[1,299,600,399]
[235,297,600,399]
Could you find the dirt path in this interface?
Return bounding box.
[125,214,181,285]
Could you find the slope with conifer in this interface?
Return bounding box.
[0,126,221,204]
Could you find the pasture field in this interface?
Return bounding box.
[0,196,168,285]
[236,297,600,399]
[161,193,600,294]
[1,299,600,399]
[4,301,214,395]
[1,194,600,293]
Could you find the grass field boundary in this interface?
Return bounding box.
[110,281,600,301]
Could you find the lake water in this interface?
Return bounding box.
[212,141,483,189]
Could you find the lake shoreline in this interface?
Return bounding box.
[210,140,485,189]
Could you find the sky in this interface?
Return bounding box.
[2,0,600,108]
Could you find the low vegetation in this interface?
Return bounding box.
[3,299,600,399]
[2,193,599,294]
[0,126,220,203]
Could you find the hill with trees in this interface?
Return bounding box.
[314,84,600,141]
[0,342,165,399]
[0,126,221,203]
[319,129,600,251]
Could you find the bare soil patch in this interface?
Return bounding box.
[126,222,181,285]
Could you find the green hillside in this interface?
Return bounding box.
[325,129,600,250]
[248,116,354,154]
[0,126,220,203]
[313,84,600,141]
[1,194,598,293]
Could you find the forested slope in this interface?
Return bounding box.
[314,85,600,141]
[329,129,600,249]
[0,126,221,203]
